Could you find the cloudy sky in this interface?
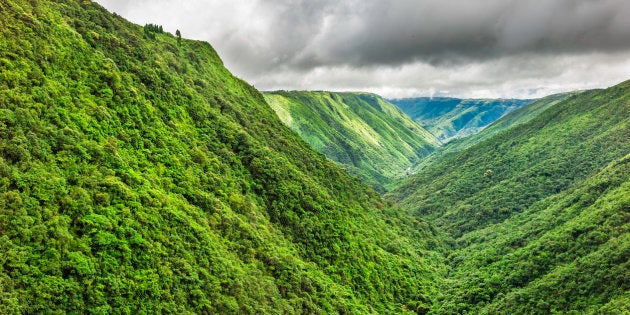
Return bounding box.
[95,0,630,99]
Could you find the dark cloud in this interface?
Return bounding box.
[321,0,628,67]
[96,0,630,98]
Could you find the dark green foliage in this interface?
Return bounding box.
[143,23,163,40]
[390,97,533,142]
[388,81,630,313]
[389,83,630,234]
[434,154,630,314]
[264,91,439,192]
[143,23,163,34]
[0,0,444,313]
[3,0,627,313]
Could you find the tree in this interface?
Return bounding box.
[176,29,181,47]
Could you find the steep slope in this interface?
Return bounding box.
[264,91,439,191]
[435,154,630,314]
[443,92,578,154]
[387,81,630,313]
[412,92,580,172]
[389,97,533,142]
[0,1,444,313]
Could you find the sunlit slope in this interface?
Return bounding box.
[265,91,439,191]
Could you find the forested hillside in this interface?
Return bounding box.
[412,92,580,172]
[443,92,580,154]
[390,97,533,142]
[264,91,438,191]
[388,81,630,313]
[2,0,628,314]
[0,1,444,313]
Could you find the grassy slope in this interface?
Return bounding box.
[387,81,630,313]
[0,1,444,313]
[264,91,439,192]
[390,97,533,142]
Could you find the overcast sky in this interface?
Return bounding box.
[95,0,630,99]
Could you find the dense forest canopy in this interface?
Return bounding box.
[1,0,628,314]
[0,0,443,313]
[388,80,630,313]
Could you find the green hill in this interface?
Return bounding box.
[264,91,439,191]
[387,81,630,313]
[389,97,533,142]
[412,92,580,172]
[444,92,581,153]
[3,0,628,314]
[0,1,444,313]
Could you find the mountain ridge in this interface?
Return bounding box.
[387,79,630,313]
[264,90,439,192]
[2,0,628,313]
[389,96,534,142]
[409,91,581,173]
[0,1,443,313]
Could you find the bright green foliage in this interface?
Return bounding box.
[264,91,439,192]
[388,81,630,313]
[390,97,533,143]
[0,0,444,313]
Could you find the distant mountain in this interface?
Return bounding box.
[389,97,534,142]
[0,1,443,313]
[387,80,630,313]
[412,92,580,172]
[264,91,439,191]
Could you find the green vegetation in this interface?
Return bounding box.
[388,81,630,313]
[142,23,163,39]
[390,97,533,142]
[0,0,444,313]
[436,153,630,314]
[412,92,580,172]
[2,0,628,313]
[264,91,439,192]
[444,92,580,154]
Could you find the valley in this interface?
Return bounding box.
[387,81,630,313]
[264,91,438,192]
[1,0,628,314]
[389,97,533,143]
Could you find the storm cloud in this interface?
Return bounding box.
[95,0,630,98]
